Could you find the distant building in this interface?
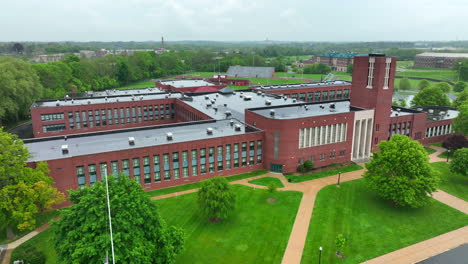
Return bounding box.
[414,52,468,68]
[156,79,226,93]
[310,53,356,72]
[31,53,66,63]
[226,66,275,78]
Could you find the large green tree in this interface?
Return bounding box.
[198,177,236,222]
[453,90,468,107]
[399,78,412,90]
[0,129,64,232]
[417,79,431,91]
[450,148,468,177]
[0,57,42,124]
[453,81,467,93]
[53,174,184,264]
[411,86,450,107]
[363,135,439,208]
[453,103,468,135]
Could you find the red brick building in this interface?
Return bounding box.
[24,54,459,196]
[155,79,225,93]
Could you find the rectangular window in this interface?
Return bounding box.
[330,151,336,159]
[343,89,350,99]
[367,57,375,88]
[133,158,140,184]
[149,106,153,121]
[163,154,170,180]
[339,150,345,156]
[88,110,94,128]
[307,92,313,102]
[174,168,180,180]
[336,90,343,99]
[82,111,87,128]
[183,167,189,178]
[143,106,148,121]
[200,148,206,170]
[209,147,215,173]
[315,91,321,102]
[42,124,66,133]
[75,111,81,129]
[111,161,118,176]
[137,106,142,123]
[76,166,85,187]
[132,107,136,123]
[143,156,151,184]
[320,153,326,161]
[217,146,223,171]
[68,112,74,130]
[100,162,108,179]
[107,109,112,125]
[225,144,231,170]
[126,107,130,123]
[329,90,335,100]
[257,140,262,163]
[41,113,64,121]
[122,159,130,176]
[299,93,306,101]
[95,110,100,127]
[89,164,97,186]
[153,155,161,182]
[173,152,180,179]
[160,104,165,120]
[322,91,328,101]
[292,93,298,99]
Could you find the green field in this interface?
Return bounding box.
[431,162,468,201]
[118,80,155,89]
[11,228,60,264]
[275,72,352,81]
[145,170,268,197]
[248,177,284,188]
[397,70,456,82]
[300,179,468,264]
[285,164,363,183]
[156,184,302,264]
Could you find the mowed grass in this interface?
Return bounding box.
[145,170,268,197]
[118,80,156,89]
[249,177,284,188]
[0,210,59,244]
[431,162,468,201]
[425,146,437,155]
[396,70,456,81]
[156,184,302,264]
[300,179,468,264]
[275,72,352,81]
[11,228,61,264]
[285,164,363,183]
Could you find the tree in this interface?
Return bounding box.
[435,82,451,93]
[411,86,450,107]
[197,177,236,222]
[454,59,468,82]
[453,90,468,107]
[442,133,468,151]
[303,63,331,74]
[363,135,439,208]
[417,79,431,91]
[0,57,42,124]
[10,244,46,264]
[335,234,346,256]
[53,174,184,264]
[399,78,412,90]
[0,129,65,233]
[304,160,314,171]
[453,81,467,93]
[12,43,24,54]
[450,148,468,177]
[297,164,306,173]
[346,64,353,74]
[453,103,468,135]
[267,182,278,193]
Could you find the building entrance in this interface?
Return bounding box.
[270,163,283,173]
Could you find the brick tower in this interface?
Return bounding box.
[350,54,396,151]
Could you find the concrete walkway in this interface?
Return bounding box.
[428,145,448,163]
[433,190,468,214]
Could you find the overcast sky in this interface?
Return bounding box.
[1,0,467,42]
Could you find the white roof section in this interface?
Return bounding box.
[86,87,164,97]
[416,52,468,58]
[159,80,215,88]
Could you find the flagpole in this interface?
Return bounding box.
[104,165,115,264]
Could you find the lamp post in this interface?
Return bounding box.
[458,62,462,82]
[446,149,451,163]
[318,246,323,264]
[337,171,341,186]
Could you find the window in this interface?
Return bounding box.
[95,110,100,127]
[225,144,231,170]
[149,106,153,121]
[330,151,336,159]
[89,164,97,186]
[257,140,262,163]
[42,124,66,133]
[76,166,85,187]
[111,161,118,175]
[163,154,170,180]
[126,107,130,123]
[367,57,375,88]
[249,141,255,165]
[122,159,130,176]
[174,169,180,179]
[315,91,321,102]
[101,110,106,126]
[322,91,328,101]
[88,110,93,128]
[329,90,335,100]
[132,107,136,123]
[82,111,87,128]
[336,90,343,99]
[108,109,112,125]
[191,149,198,176]
[153,155,161,182]
[100,163,108,179]
[299,93,306,101]
[234,143,239,168]
[143,156,151,184]
[384,57,391,89]
[209,147,215,173]
[41,113,64,121]
[217,146,223,171]
[182,151,189,177]
[68,112,74,130]
[133,158,140,184]
[308,92,313,102]
[138,106,142,123]
[75,112,81,129]
[143,106,148,121]
[292,93,298,99]
[320,153,326,161]
[343,89,349,99]
[173,152,179,179]
[339,150,345,156]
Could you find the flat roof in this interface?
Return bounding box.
[251,101,353,119]
[183,91,301,121]
[159,80,215,88]
[252,81,351,92]
[416,52,468,58]
[32,93,182,108]
[85,87,164,97]
[24,119,257,162]
[413,106,459,121]
[390,106,419,117]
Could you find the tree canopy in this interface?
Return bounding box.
[453,90,468,107]
[303,63,331,74]
[399,78,412,90]
[417,79,431,91]
[453,81,467,93]
[0,129,64,231]
[197,177,236,222]
[442,133,468,151]
[363,135,439,208]
[450,148,468,177]
[411,86,450,107]
[53,174,184,264]
[453,103,468,135]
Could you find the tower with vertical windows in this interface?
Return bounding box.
[350,54,396,151]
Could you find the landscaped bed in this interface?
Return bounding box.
[248,177,284,188]
[300,179,468,264]
[431,162,468,201]
[285,163,363,183]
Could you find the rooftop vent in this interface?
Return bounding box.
[105,97,108,102]
[234,124,242,131]
[56,100,60,106]
[244,95,252,101]
[166,132,173,140]
[428,109,434,113]
[207,127,213,135]
[128,137,135,146]
[71,99,74,104]
[132,96,135,101]
[87,100,91,104]
[284,97,287,101]
[205,95,209,100]
[140,96,143,100]
[270,109,275,117]
[206,103,211,107]
[257,91,262,95]
[224,103,227,107]
[116,99,119,102]
[330,103,336,109]
[230,119,234,126]
[293,99,297,103]
[61,145,69,155]
[211,99,215,104]
[396,108,401,112]
[320,104,325,109]
[64,135,67,141]
[265,100,272,105]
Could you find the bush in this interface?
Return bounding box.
[304,160,314,170]
[454,81,467,93]
[303,63,331,74]
[399,78,412,90]
[10,244,46,264]
[435,82,451,93]
[297,164,307,173]
[267,182,278,193]
[418,79,431,90]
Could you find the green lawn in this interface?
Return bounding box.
[227,85,249,90]
[301,179,468,264]
[394,78,440,91]
[248,177,284,188]
[145,170,268,197]
[425,146,437,155]
[156,185,302,264]
[285,164,363,183]
[431,162,468,201]
[0,210,59,244]
[431,142,443,147]
[118,80,155,89]
[275,72,352,81]
[396,70,456,81]
[438,151,450,159]
[10,228,61,264]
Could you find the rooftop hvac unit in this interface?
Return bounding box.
[61,145,69,155]
[244,95,252,101]
[428,109,434,113]
[270,109,275,117]
[166,132,173,140]
[56,100,60,106]
[87,100,91,104]
[207,127,213,135]
[230,119,234,126]
[330,103,336,109]
[265,100,272,105]
[234,124,242,131]
[128,137,135,146]
[417,108,423,111]
[292,99,296,103]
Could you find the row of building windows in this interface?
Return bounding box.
[388,121,412,137]
[426,124,452,138]
[299,123,347,149]
[66,104,175,130]
[76,141,263,187]
[298,150,346,164]
[41,113,64,121]
[42,123,66,132]
[284,89,350,103]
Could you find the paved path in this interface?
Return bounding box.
[432,190,468,214]
[427,145,448,163]
[364,226,468,264]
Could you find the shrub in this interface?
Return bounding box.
[303,160,314,170]
[297,164,306,173]
[267,182,278,193]
[10,244,46,264]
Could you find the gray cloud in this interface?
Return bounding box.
[1,0,467,41]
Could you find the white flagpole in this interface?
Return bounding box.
[104,165,115,264]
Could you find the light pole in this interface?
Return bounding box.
[104,164,115,264]
[318,246,323,264]
[458,62,462,82]
[337,171,341,186]
[446,149,451,163]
